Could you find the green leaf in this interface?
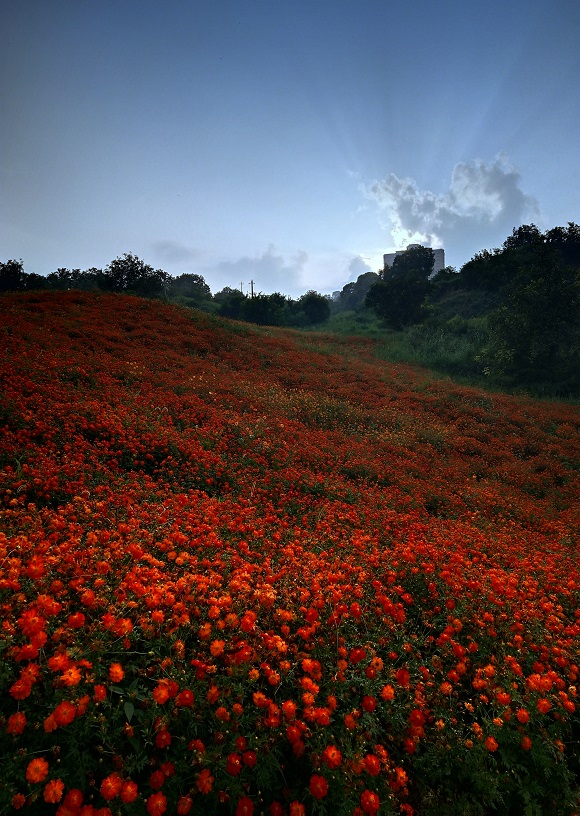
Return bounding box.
[124,701,135,722]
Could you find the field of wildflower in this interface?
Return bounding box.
[1,291,579,816]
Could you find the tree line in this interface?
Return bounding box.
[0,254,331,328]
[331,223,580,395]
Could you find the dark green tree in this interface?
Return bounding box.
[502,223,544,252]
[366,246,434,329]
[298,291,331,324]
[214,287,246,319]
[333,272,379,313]
[0,260,26,292]
[390,245,435,279]
[99,254,168,296]
[488,250,580,389]
[240,292,288,326]
[169,273,212,305]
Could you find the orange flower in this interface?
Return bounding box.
[43,714,58,733]
[25,757,49,783]
[109,662,124,682]
[485,736,498,752]
[146,791,167,816]
[43,779,64,803]
[210,639,225,656]
[380,684,395,701]
[537,697,551,714]
[53,700,76,727]
[61,666,82,686]
[100,772,123,800]
[63,788,83,809]
[516,708,530,724]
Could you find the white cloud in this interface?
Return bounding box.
[362,154,540,266]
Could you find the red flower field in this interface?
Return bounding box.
[1,291,579,815]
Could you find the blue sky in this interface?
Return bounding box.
[1,0,579,297]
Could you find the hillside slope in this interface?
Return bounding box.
[1,292,579,815]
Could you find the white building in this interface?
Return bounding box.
[383,244,445,277]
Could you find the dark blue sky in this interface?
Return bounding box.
[2,0,578,296]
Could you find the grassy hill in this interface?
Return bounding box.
[1,292,579,815]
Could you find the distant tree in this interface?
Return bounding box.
[390,245,435,279]
[366,246,434,329]
[502,223,543,252]
[214,287,246,319]
[46,268,75,290]
[0,260,26,292]
[240,292,288,326]
[333,272,378,313]
[169,273,213,308]
[23,273,47,291]
[544,222,580,267]
[298,291,331,324]
[100,254,168,297]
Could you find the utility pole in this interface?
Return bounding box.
[240,281,244,294]
[250,280,254,299]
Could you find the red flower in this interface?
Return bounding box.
[226,752,242,776]
[322,744,342,769]
[177,796,193,815]
[236,796,254,816]
[364,754,381,776]
[100,772,123,800]
[6,712,27,735]
[309,774,329,799]
[146,791,167,816]
[176,689,195,707]
[155,729,172,749]
[243,750,257,767]
[196,769,214,794]
[360,790,380,815]
[120,780,138,803]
